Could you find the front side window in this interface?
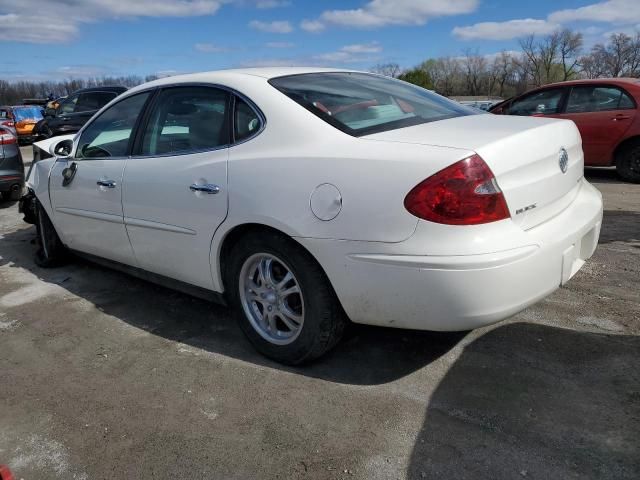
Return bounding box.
[509,88,565,116]
[566,86,636,113]
[76,92,150,159]
[58,94,79,114]
[269,72,476,136]
[234,96,261,142]
[75,91,118,113]
[140,87,229,156]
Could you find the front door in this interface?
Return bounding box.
[558,85,637,165]
[49,91,151,265]
[122,86,230,290]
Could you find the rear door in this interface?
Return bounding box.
[122,86,231,290]
[49,91,151,265]
[556,85,637,165]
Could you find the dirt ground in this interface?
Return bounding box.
[1,158,638,479]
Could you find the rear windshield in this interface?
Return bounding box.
[269,72,477,136]
[13,106,43,122]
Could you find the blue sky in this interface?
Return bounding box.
[1,0,638,81]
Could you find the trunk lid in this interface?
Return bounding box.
[364,114,584,230]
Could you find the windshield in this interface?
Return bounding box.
[13,106,43,122]
[269,72,478,136]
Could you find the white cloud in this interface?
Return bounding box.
[318,0,479,29]
[0,0,226,43]
[266,41,294,48]
[194,42,228,52]
[255,0,290,8]
[300,19,325,32]
[249,19,293,33]
[549,0,640,25]
[0,12,78,43]
[314,43,383,63]
[453,18,560,40]
[341,42,382,53]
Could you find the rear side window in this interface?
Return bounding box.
[75,91,118,113]
[508,88,565,116]
[234,96,261,142]
[566,86,635,113]
[13,106,43,121]
[139,87,230,156]
[269,72,476,136]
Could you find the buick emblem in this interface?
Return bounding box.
[559,148,569,174]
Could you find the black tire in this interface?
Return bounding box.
[35,200,67,268]
[616,141,640,183]
[226,231,346,365]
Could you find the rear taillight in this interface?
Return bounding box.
[0,131,17,145]
[1,120,15,128]
[404,154,510,225]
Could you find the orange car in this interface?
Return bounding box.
[0,105,44,144]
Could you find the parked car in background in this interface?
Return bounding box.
[26,68,602,364]
[0,105,44,144]
[490,78,640,183]
[33,86,126,140]
[0,126,24,201]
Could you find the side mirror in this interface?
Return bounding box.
[45,108,57,117]
[49,138,74,158]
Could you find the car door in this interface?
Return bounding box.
[556,85,637,165]
[49,91,152,265]
[122,86,231,290]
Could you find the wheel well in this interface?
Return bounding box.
[218,223,305,292]
[613,136,640,165]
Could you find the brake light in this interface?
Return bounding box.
[404,154,510,225]
[1,120,14,128]
[0,131,17,145]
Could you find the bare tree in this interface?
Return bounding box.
[369,63,401,78]
[557,29,583,80]
[462,49,487,96]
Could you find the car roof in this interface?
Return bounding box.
[125,67,359,93]
[72,86,128,94]
[543,78,640,88]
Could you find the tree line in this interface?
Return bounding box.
[372,29,640,98]
[1,29,639,105]
[0,75,160,106]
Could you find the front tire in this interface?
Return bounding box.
[226,231,346,365]
[35,200,67,268]
[616,142,640,183]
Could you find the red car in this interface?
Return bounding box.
[490,78,640,183]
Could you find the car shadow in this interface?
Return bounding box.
[0,224,465,386]
[0,199,18,210]
[406,322,640,479]
[600,210,640,245]
[584,167,624,184]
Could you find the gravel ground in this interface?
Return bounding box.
[0,159,638,479]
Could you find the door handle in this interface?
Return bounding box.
[612,115,631,121]
[190,183,220,194]
[97,179,117,188]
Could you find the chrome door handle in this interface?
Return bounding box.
[97,179,117,188]
[190,183,220,194]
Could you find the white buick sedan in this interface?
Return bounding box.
[27,68,603,364]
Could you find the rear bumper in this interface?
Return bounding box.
[300,179,603,331]
[0,171,25,192]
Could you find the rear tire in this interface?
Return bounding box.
[226,231,346,365]
[616,142,640,183]
[35,200,67,268]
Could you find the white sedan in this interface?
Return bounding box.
[26,68,603,364]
